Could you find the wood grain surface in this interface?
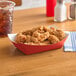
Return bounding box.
[0,7,76,76]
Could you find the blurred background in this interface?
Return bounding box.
[12,0,71,10]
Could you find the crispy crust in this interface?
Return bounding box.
[15,26,65,45]
[48,35,60,44]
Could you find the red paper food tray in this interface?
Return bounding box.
[8,33,68,55]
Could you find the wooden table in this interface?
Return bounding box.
[0,7,76,76]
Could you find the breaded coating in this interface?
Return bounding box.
[15,26,65,45]
[43,26,50,32]
[15,33,26,43]
[31,36,40,43]
[32,26,49,33]
[39,32,50,42]
[32,30,40,37]
[25,35,32,42]
[31,26,44,33]
[38,26,50,32]
[55,29,65,40]
[48,35,60,44]
[38,26,44,31]
[49,27,56,35]
[32,31,50,42]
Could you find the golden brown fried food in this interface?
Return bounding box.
[31,37,40,43]
[43,26,50,32]
[32,30,40,37]
[15,26,65,45]
[15,33,26,43]
[38,26,44,31]
[48,35,60,44]
[55,29,65,40]
[49,27,56,35]
[39,32,50,42]
[32,31,50,42]
[32,26,49,33]
[38,26,50,32]
[25,35,32,43]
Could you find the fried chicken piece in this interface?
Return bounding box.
[43,26,50,32]
[49,27,56,35]
[15,33,26,43]
[39,32,50,42]
[48,35,60,44]
[31,26,44,33]
[31,36,40,43]
[38,26,50,32]
[32,26,48,33]
[38,26,44,31]
[33,26,45,33]
[15,26,65,45]
[32,30,40,37]
[55,29,65,40]
[25,35,32,43]
[32,31,50,42]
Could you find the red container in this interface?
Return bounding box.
[8,33,68,55]
[46,0,57,17]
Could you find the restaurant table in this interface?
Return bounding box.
[0,7,76,76]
